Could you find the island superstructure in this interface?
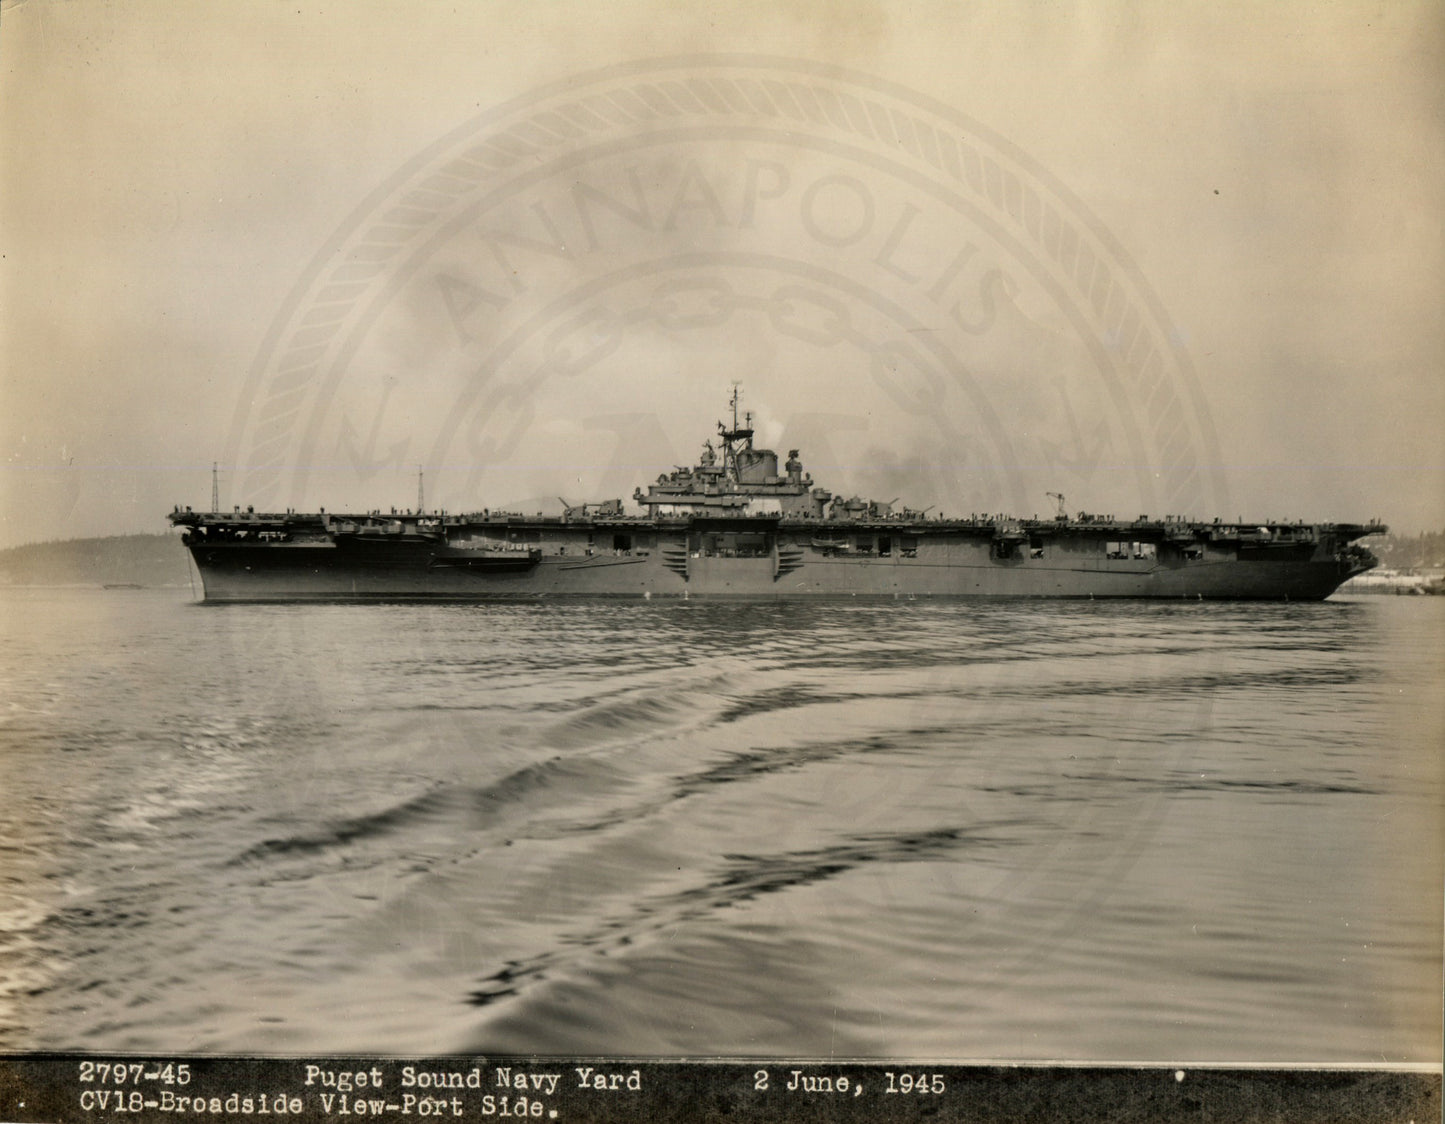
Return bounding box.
[170,391,1383,602]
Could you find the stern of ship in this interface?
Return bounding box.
[1337,540,1381,580]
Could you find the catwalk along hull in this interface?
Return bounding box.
[172,392,1382,603]
[176,518,1380,603]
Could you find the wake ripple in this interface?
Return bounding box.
[230,754,623,866]
[466,821,1011,1009]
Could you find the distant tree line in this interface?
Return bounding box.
[0,534,191,587]
[1371,530,1445,571]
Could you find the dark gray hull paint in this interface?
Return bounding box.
[185,530,1369,603]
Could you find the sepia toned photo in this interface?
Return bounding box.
[1,2,1441,1119]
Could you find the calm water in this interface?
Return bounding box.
[0,588,1440,1062]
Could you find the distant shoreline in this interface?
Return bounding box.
[0,533,191,588]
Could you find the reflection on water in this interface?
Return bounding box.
[0,590,1439,1061]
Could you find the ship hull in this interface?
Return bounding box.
[183,525,1372,603]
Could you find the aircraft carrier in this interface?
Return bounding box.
[170,392,1383,602]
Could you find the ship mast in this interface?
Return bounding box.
[211,462,219,514]
[417,466,425,514]
[717,383,755,485]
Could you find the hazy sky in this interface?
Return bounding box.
[2,1,1442,548]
